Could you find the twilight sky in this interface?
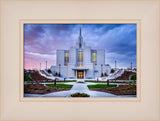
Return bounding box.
[24,24,136,70]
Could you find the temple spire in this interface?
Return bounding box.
[79,24,83,48]
[79,24,82,37]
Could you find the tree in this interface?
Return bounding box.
[55,72,58,76]
[24,73,32,82]
[104,72,108,76]
[111,69,115,73]
[58,72,61,77]
[130,75,136,80]
[101,73,103,77]
[47,69,51,73]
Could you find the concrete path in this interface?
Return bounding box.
[70,83,89,93]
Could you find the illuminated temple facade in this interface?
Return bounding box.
[50,25,111,79]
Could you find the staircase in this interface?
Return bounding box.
[107,69,124,80]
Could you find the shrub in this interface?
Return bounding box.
[126,85,136,90]
[122,88,126,90]
[40,88,44,90]
[132,80,136,83]
[104,72,108,76]
[130,75,136,80]
[34,88,38,90]
[101,73,104,77]
[71,92,90,97]
[46,89,50,92]
[26,84,33,89]
[114,89,118,91]
[77,81,84,83]
[108,89,112,91]
[111,69,115,73]
[47,69,51,73]
[58,73,61,77]
[81,93,89,97]
[127,87,131,90]
[24,73,32,82]
[71,92,80,97]
[131,85,136,88]
[26,84,31,89]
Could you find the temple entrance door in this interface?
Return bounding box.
[77,71,84,79]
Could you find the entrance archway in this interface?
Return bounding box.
[77,71,84,79]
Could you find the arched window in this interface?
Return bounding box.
[65,52,69,62]
[92,52,97,62]
[78,51,83,62]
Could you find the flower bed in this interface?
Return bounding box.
[71,92,90,97]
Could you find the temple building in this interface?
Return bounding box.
[50,25,111,79]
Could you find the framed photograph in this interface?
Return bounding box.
[23,23,138,98]
[1,0,159,121]
[20,20,141,102]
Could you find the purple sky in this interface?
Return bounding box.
[24,24,136,70]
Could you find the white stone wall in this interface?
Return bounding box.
[60,66,68,77]
[51,38,110,79]
[67,63,75,78]
[50,66,58,74]
[84,63,94,78]
[97,49,105,65]
[50,66,68,77]
[83,47,91,63]
[69,47,76,64]
[93,64,111,77]
[103,65,111,75]
[56,50,64,66]
[94,65,102,77]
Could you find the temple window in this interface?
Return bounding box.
[92,52,97,62]
[78,51,83,62]
[65,52,69,62]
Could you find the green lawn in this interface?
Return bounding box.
[45,84,73,89]
[87,84,117,89]
[57,81,76,83]
[129,80,136,83]
[85,81,107,83]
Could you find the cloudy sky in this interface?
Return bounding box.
[24,24,136,70]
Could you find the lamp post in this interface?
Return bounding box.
[59,64,61,77]
[101,64,103,77]
[131,62,132,71]
[107,79,109,86]
[115,60,117,70]
[54,78,57,85]
[115,60,117,82]
[46,61,47,70]
[40,63,41,70]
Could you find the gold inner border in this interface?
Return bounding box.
[19,19,141,102]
